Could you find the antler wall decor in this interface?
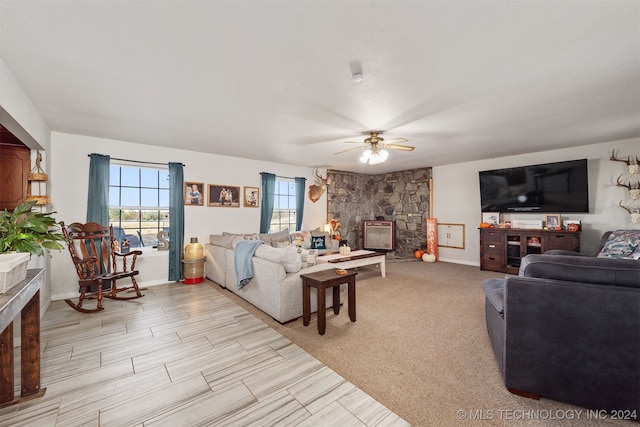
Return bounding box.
[308,168,331,203]
[616,174,640,201]
[610,149,639,175]
[619,202,640,224]
[612,149,640,223]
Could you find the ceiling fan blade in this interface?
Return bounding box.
[384,137,408,144]
[335,145,367,155]
[385,144,415,151]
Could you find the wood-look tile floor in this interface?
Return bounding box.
[0,282,410,426]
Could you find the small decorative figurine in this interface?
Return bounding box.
[157,230,169,251]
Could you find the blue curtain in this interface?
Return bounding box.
[168,162,184,282]
[259,172,276,233]
[295,177,306,231]
[86,153,110,225]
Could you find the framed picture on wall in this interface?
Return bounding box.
[208,184,240,207]
[184,182,204,206]
[243,186,259,207]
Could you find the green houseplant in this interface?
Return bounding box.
[0,200,67,256]
[0,201,67,292]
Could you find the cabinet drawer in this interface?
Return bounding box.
[483,243,502,256]
[482,255,502,272]
[544,233,579,251]
[481,230,502,244]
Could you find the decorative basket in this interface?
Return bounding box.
[0,253,30,293]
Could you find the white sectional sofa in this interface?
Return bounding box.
[204,230,342,323]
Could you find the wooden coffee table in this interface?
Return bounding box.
[301,269,357,335]
[317,250,386,277]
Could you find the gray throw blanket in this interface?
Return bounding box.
[234,240,264,289]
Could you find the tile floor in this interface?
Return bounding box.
[0,281,410,426]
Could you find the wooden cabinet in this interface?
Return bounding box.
[480,228,580,274]
[0,144,30,210]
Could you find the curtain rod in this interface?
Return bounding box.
[88,154,185,167]
[261,172,302,180]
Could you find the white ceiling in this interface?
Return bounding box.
[1,1,639,174]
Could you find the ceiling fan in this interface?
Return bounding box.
[335,131,415,164]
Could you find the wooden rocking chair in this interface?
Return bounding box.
[62,222,144,313]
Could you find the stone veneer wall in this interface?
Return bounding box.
[327,167,432,256]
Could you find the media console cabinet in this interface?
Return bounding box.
[480,228,580,274]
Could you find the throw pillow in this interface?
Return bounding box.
[297,247,318,268]
[597,230,640,259]
[311,235,327,250]
[291,231,304,247]
[301,231,312,249]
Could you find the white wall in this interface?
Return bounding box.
[49,132,329,299]
[433,137,639,266]
[1,58,54,313]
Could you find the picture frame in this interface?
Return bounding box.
[482,212,500,227]
[208,185,240,207]
[243,186,260,208]
[184,182,204,206]
[545,214,562,230]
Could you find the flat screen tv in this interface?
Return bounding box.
[479,159,589,213]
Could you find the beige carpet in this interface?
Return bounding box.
[217,261,635,427]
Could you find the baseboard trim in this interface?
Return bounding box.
[436,257,480,267]
[51,279,177,301]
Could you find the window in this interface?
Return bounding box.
[271,178,297,232]
[109,165,169,248]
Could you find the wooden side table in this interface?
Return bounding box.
[0,269,46,408]
[301,269,357,335]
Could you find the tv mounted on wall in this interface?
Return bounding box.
[479,159,589,213]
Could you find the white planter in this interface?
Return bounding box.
[0,252,30,293]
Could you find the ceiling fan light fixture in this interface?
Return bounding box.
[360,148,389,165]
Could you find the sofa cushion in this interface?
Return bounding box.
[259,228,290,247]
[223,232,260,240]
[254,244,301,273]
[297,248,318,268]
[209,234,236,249]
[596,230,640,259]
[520,254,640,289]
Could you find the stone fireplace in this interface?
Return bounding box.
[326,167,432,257]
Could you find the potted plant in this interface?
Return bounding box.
[0,200,67,292]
